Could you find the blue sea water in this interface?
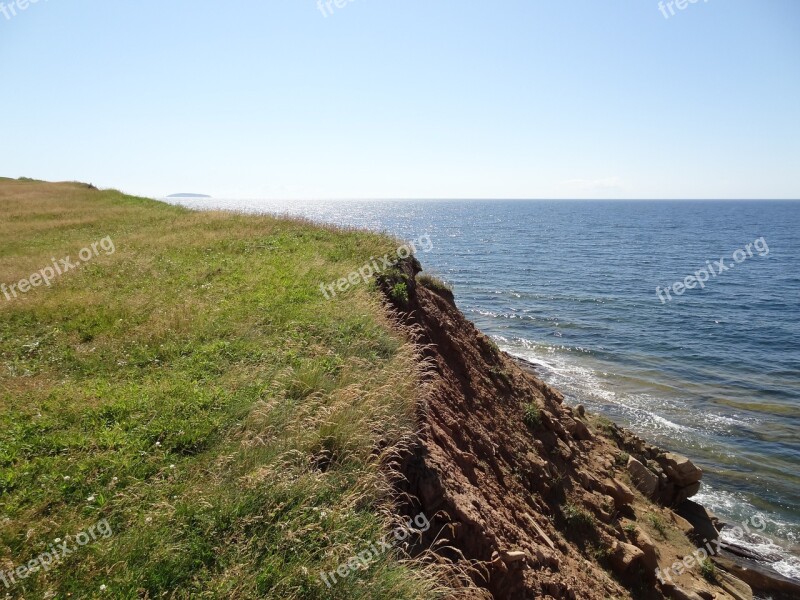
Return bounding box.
[166,198,800,578]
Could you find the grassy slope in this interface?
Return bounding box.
[0,179,438,599]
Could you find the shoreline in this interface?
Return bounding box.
[510,354,800,598]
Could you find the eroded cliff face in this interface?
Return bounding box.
[380,260,756,600]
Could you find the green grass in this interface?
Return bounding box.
[523,403,542,428]
[595,416,616,435]
[562,503,595,531]
[700,558,717,583]
[647,513,668,539]
[622,522,637,535]
[0,181,442,599]
[417,274,451,295]
[389,281,410,305]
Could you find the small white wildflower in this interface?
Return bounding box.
[99,584,107,592]
[169,464,176,470]
[112,477,118,482]
[87,495,96,502]
[155,442,161,447]
[63,476,70,481]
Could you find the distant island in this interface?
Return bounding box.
[166,193,211,198]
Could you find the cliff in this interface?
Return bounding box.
[378,258,794,600]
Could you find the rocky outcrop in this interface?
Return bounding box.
[676,500,720,543]
[713,551,800,599]
[600,421,705,507]
[603,477,635,509]
[715,570,754,600]
[627,456,659,498]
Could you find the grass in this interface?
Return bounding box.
[562,503,596,531]
[700,557,717,583]
[0,180,442,599]
[622,522,637,535]
[390,281,410,306]
[647,513,668,539]
[590,542,612,564]
[523,403,542,428]
[595,416,616,436]
[417,274,451,296]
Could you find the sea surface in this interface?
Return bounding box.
[165,198,800,579]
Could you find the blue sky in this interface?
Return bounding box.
[1,0,799,199]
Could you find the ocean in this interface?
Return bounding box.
[164,198,799,579]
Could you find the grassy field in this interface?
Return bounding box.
[0,179,439,599]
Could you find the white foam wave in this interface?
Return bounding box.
[772,556,800,581]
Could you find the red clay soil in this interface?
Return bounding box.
[381,259,751,600]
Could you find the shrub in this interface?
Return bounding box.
[700,558,717,582]
[623,522,637,535]
[390,281,409,305]
[596,416,616,435]
[523,403,542,427]
[563,503,595,530]
[591,543,612,563]
[647,513,668,538]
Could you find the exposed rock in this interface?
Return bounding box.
[668,511,695,536]
[562,415,579,435]
[573,419,593,441]
[603,478,635,509]
[524,513,556,551]
[673,480,701,504]
[610,540,645,574]
[631,526,659,571]
[627,456,659,498]
[714,550,800,599]
[715,569,753,600]
[491,549,531,570]
[500,550,528,564]
[676,500,719,543]
[667,587,705,600]
[658,452,703,487]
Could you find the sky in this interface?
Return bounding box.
[1,0,799,200]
